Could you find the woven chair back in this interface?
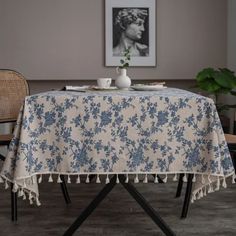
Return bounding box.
[0,70,29,122]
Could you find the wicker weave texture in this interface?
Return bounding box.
[225,134,236,144]
[0,70,29,122]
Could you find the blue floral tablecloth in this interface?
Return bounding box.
[0,88,235,205]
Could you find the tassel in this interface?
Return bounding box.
[203,186,207,196]
[18,188,23,197]
[163,174,168,183]
[67,175,71,184]
[201,175,205,184]
[5,181,9,189]
[12,182,18,192]
[215,177,220,191]
[143,174,148,183]
[154,174,159,183]
[28,192,32,200]
[23,179,27,188]
[48,174,53,182]
[105,174,110,184]
[29,192,33,204]
[125,174,129,183]
[200,189,204,198]
[38,175,42,183]
[183,174,187,182]
[197,192,201,200]
[192,174,196,182]
[32,176,36,184]
[134,174,139,183]
[116,174,120,184]
[22,192,26,200]
[208,175,212,184]
[85,175,90,183]
[20,189,24,197]
[76,175,81,184]
[0,176,4,183]
[173,173,178,182]
[222,177,227,188]
[28,177,33,185]
[232,174,236,184]
[57,175,63,183]
[96,174,101,183]
[116,174,119,184]
[208,185,213,193]
[36,197,41,206]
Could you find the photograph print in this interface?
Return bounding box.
[105,0,156,66]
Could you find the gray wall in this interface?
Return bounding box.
[226,0,236,131]
[228,0,236,72]
[0,0,227,82]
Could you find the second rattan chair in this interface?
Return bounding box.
[0,69,71,222]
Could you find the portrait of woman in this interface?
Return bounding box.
[112,8,149,57]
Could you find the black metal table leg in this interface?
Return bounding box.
[175,173,184,198]
[120,175,176,236]
[63,174,176,236]
[157,175,164,184]
[0,153,5,161]
[11,183,17,222]
[60,175,71,204]
[89,174,96,182]
[63,175,117,236]
[181,174,193,219]
[1,149,17,221]
[152,174,164,183]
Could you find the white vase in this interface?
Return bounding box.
[115,68,131,90]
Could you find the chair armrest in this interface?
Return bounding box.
[225,133,236,144]
[0,119,17,124]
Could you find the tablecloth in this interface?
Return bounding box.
[0,88,235,205]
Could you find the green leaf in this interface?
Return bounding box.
[123,63,129,68]
[195,67,236,113]
[217,87,232,94]
[214,70,236,89]
[219,68,236,78]
[119,47,131,68]
[196,68,215,82]
[197,78,220,93]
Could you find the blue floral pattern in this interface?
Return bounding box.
[0,88,234,202]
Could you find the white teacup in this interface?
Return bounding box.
[97,78,112,88]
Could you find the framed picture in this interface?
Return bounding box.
[105,0,156,67]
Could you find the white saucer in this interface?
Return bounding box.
[131,85,167,91]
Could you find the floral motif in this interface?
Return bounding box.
[0,88,234,203]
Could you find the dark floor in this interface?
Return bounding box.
[0,176,235,236]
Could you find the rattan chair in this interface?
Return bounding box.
[176,128,236,219]
[0,69,71,221]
